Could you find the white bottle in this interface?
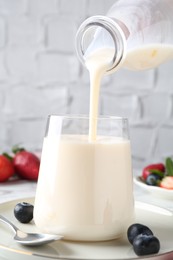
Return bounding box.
[76,0,173,72]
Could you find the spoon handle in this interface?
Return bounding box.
[0,215,18,234]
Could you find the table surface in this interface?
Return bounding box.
[0,171,172,210]
[0,178,37,204]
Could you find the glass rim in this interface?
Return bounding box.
[47,114,128,121]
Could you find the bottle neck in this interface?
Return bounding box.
[75,15,127,73]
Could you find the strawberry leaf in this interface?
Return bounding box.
[166,157,173,176]
[12,145,25,154]
[2,153,13,161]
[149,169,164,178]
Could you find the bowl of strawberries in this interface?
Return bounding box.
[134,157,173,199]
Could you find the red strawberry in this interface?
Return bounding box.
[159,176,173,190]
[0,155,15,182]
[142,163,165,181]
[13,148,40,181]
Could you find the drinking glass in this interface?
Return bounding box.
[34,115,134,241]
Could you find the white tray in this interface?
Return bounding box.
[134,176,173,200]
[0,198,173,260]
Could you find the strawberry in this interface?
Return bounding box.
[0,155,15,182]
[142,163,165,181]
[13,148,40,181]
[159,176,173,190]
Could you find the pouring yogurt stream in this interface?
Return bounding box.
[84,43,173,141]
[85,45,173,141]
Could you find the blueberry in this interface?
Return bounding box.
[146,173,161,186]
[127,223,153,244]
[14,202,34,223]
[133,234,160,256]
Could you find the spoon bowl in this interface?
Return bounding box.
[0,215,63,246]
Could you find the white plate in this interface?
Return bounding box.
[134,176,173,200]
[0,198,173,260]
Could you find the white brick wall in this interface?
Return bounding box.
[7,15,43,47]
[102,94,140,120]
[0,52,8,80]
[37,52,79,83]
[5,84,69,118]
[156,124,173,159]
[59,0,87,17]
[0,17,6,48]
[28,0,58,16]
[0,0,28,14]
[45,15,78,52]
[141,93,172,121]
[8,118,46,151]
[0,0,173,170]
[6,47,38,83]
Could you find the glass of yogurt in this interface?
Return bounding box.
[34,115,134,241]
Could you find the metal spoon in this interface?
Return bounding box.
[0,214,63,246]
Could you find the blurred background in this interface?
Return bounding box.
[0,0,173,170]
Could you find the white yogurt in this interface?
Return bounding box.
[34,135,134,241]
